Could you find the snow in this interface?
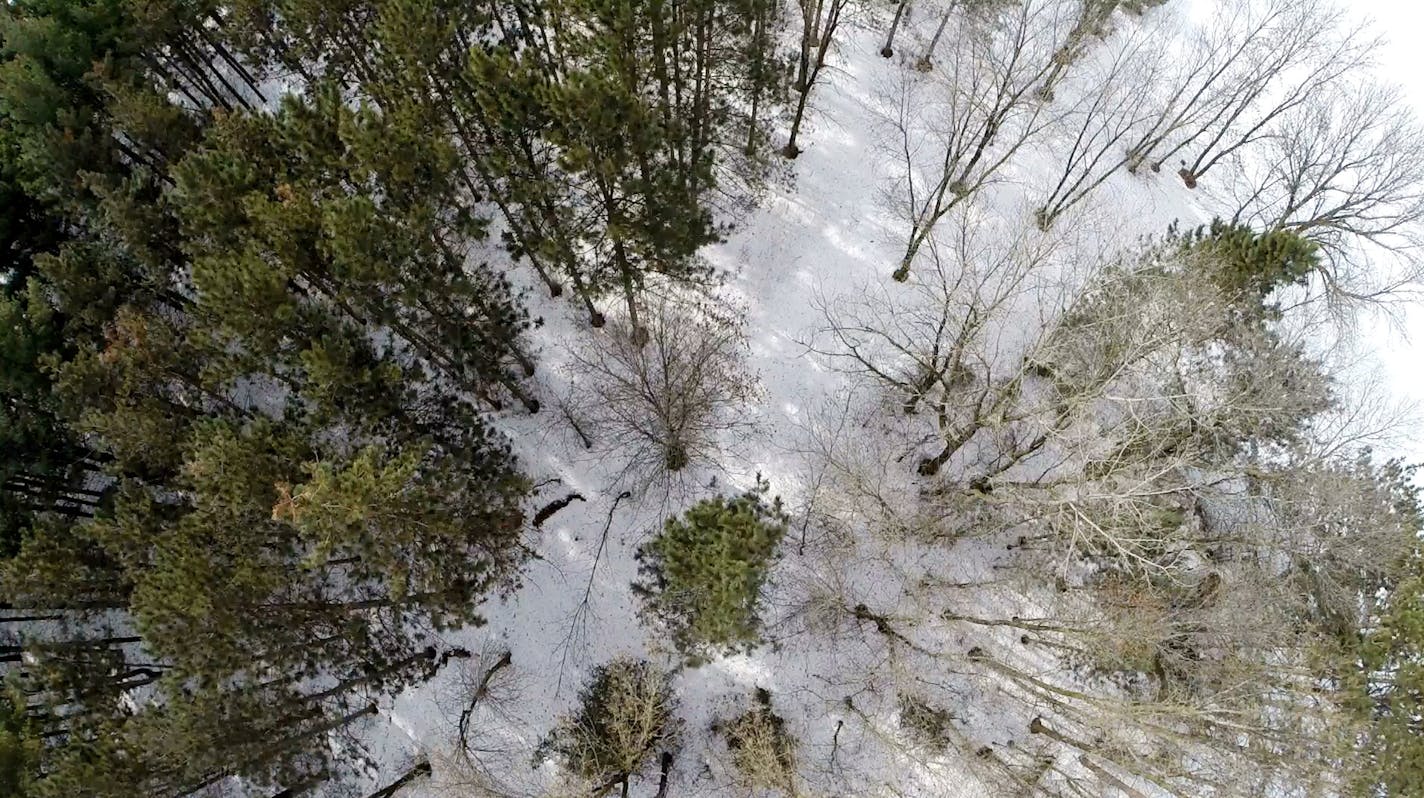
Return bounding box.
[319,3,1417,796]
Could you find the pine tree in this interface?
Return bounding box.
[1184,220,1318,316]
[0,280,106,555]
[0,683,40,798]
[1,8,535,794]
[538,54,715,334]
[1350,464,1424,796]
[469,0,781,329]
[31,681,377,798]
[277,442,526,629]
[0,2,547,794]
[173,84,537,412]
[634,480,788,661]
[461,43,608,322]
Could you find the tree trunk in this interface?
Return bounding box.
[364,761,432,798]
[36,635,142,651]
[786,0,845,158]
[569,267,606,327]
[882,0,910,57]
[459,650,513,753]
[268,773,328,798]
[195,22,266,101]
[0,612,64,623]
[300,648,437,707]
[654,751,674,798]
[614,242,646,346]
[1078,755,1150,798]
[784,89,811,159]
[917,3,955,71]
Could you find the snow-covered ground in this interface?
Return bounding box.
[330,3,1418,796]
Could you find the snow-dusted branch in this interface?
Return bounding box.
[1032,14,1170,229]
[1225,81,1424,303]
[888,0,1070,280]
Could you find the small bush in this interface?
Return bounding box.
[535,657,679,790]
[897,693,954,752]
[724,689,797,795]
[634,480,788,662]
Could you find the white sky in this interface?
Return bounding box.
[1346,1,1424,463]
[1358,1,1424,109]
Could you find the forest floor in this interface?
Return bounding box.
[335,5,1403,797]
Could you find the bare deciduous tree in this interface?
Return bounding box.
[887,0,1068,280]
[569,296,759,494]
[1033,16,1171,229]
[1124,0,1366,180]
[1034,0,1120,102]
[1223,81,1424,303]
[428,646,531,798]
[915,0,1022,71]
[881,0,914,58]
[818,211,1347,569]
[813,206,1063,474]
[807,217,1408,795]
[1178,0,1374,186]
[785,0,853,158]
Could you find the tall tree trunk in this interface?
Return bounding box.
[784,89,812,159]
[172,704,376,798]
[195,22,267,101]
[363,761,431,798]
[34,635,143,651]
[569,267,606,328]
[617,252,645,346]
[268,773,328,798]
[882,0,910,57]
[786,0,845,158]
[299,648,436,707]
[746,5,770,155]
[917,3,956,70]
[654,751,674,798]
[0,612,64,623]
[179,35,251,111]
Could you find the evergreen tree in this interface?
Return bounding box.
[0,683,40,797]
[173,83,537,412]
[634,480,788,662]
[227,0,782,329]
[1,5,534,794]
[520,0,784,331]
[1345,460,1424,796]
[1354,553,1424,795]
[31,682,377,798]
[0,281,105,557]
[461,42,608,322]
[1184,219,1318,316]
